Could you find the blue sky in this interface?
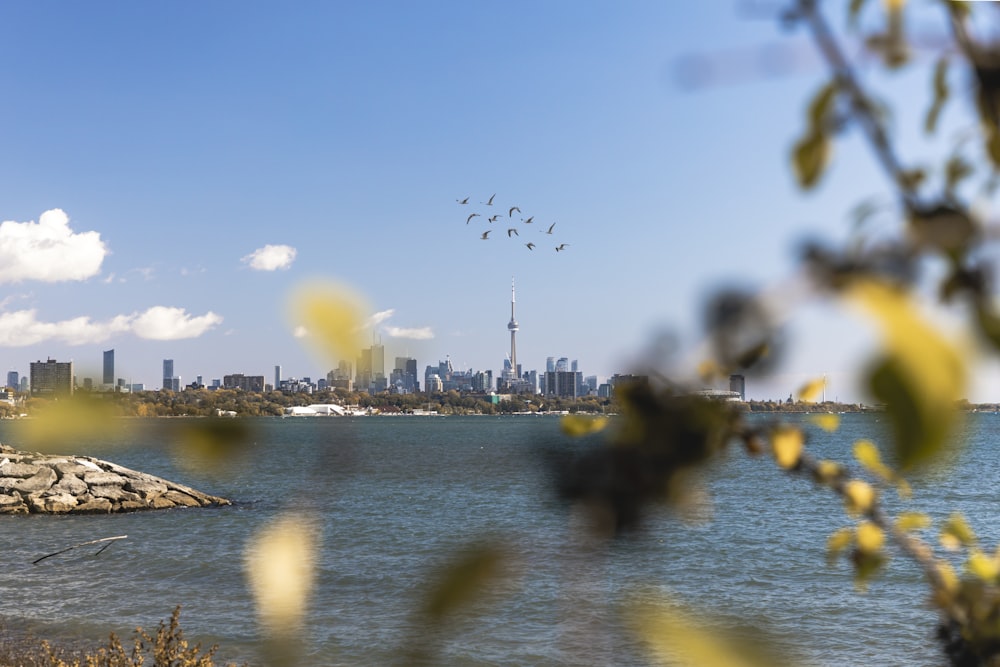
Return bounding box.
[0,1,990,402]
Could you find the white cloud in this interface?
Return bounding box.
[384,326,435,340]
[131,306,223,340]
[0,306,226,346]
[0,209,107,284]
[367,309,395,327]
[0,310,132,346]
[242,244,297,271]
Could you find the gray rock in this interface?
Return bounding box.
[82,471,126,487]
[0,443,230,514]
[124,478,168,499]
[28,493,77,513]
[12,468,57,494]
[0,462,41,478]
[90,485,141,502]
[52,473,88,496]
[72,497,113,513]
[162,490,202,507]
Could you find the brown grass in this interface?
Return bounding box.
[0,606,243,667]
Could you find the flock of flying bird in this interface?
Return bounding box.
[457,194,569,252]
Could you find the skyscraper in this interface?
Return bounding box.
[274,365,281,391]
[103,349,114,386]
[6,371,18,391]
[162,359,174,391]
[30,358,73,395]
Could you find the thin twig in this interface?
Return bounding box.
[33,535,128,565]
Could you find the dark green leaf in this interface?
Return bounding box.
[792,130,831,189]
[925,57,949,134]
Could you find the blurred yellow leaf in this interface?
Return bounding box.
[771,426,804,470]
[814,459,844,485]
[940,513,976,551]
[697,359,722,382]
[244,515,319,636]
[936,560,960,596]
[808,413,840,432]
[827,527,854,565]
[896,512,931,532]
[560,414,610,438]
[629,596,797,667]
[967,549,1000,583]
[844,479,876,517]
[797,377,826,403]
[846,279,967,470]
[14,397,125,453]
[421,541,506,620]
[856,521,885,554]
[288,281,368,366]
[853,439,896,482]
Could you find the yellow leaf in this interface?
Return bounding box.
[808,413,840,432]
[936,561,959,596]
[845,279,966,470]
[827,527,854,565]
[797,377,826,403]
[814,459,844,485]
[896,478,912,500]
[244,515,320,637]
[940,513,976,551]
[853,439,896,485]
[628,596,792,667]
[697,359,722,382]
[560,415,609,438]
[856,521,885,554]
[967,549,1000,582]
[896,512,931,532]
[844,479,876,517]
[853,439,884,469]
[288,281,368,366]
[771,426,804,470]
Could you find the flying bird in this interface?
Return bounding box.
[508,206,520,217]
[555,243,569,251]
[523,216,534,224]
[457,197,469,204]
[488,214,500,223]
[525,242,535,250]
[545,222,556,234]
[507,228,519,237]
[481,230,492,239]
[466,213,480,224]
[483,193,496,206]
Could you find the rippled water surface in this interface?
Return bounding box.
[0,413,998,666]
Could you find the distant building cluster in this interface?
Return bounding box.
[3,283,750,403]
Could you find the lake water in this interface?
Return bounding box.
[0,412,997,666]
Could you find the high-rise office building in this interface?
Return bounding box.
[6,371,18,391]
[163,359,175,391]
[30,358,74,396]
[103,349,114,386]
[274,365,281,391]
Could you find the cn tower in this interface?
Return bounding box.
[508,277,518,376]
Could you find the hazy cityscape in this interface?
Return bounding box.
[10,281,659,402]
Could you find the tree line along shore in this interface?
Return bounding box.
[0,386,909,419]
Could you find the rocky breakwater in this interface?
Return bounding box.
[0,444,231,515]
